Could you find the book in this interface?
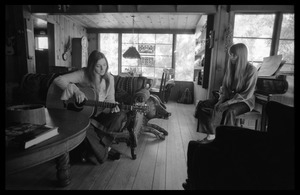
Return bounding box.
[6,123,59,149]
[258,55,285,77]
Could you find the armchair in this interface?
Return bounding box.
[185,101,294,190]
[90,75,151,160]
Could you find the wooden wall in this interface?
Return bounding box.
[87,33,98,54]
[34,15,87,68]
[5,6,88,106]
[207,5,229,99]
[168,81,194,103]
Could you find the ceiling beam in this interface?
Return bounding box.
[87,28,195,34]
[229,5,294,13]
[177,5,217,13]
[30,5,218,14]
[137,5,177,12]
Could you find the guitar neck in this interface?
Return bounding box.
[85,100,135,111]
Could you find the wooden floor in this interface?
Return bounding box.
[5,101,206,190]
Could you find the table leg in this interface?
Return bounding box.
[55,152,71,187]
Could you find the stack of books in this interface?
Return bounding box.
[6,123,59,149]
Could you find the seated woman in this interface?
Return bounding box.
[195,43,258,144]
[53,50,126,163]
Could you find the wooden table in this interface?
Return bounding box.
[5,108,90,187]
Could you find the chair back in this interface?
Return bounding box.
[150,68,174,102]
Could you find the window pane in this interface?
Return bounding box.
[123,33,139,44]
[155,56,172,68]
[139,34,155,43]
[234,14,275,38]
[175,34,195,81]
[280,14,294,39]
[233,38,271,62]
[122,57,139,67]
[278,40,294,64]
[141,67,155,78]
[156,34,173,44]
[279,13,294,71]
[156,44,172,56]
[99,33,118,75]
[122,42,139,67]
[153,68,164,88]
[36,37,48,50]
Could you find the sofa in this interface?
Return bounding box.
[16,72,152,160]
[184,101,295,190]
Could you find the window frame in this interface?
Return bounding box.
[231,12,294,74]
[99,32,196,82]
[34,36,48,50]
[120,33,174,80]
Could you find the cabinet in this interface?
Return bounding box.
[72,36,88,68]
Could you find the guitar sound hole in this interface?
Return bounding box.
[66,99,85,112]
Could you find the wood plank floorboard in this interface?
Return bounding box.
[5,101,207,190]
[151,119,167,190]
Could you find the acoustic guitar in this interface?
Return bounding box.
[46,83,149,118]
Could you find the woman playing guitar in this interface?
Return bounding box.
[53,50,125,163]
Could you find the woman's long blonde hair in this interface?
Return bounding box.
[223,43,249,92]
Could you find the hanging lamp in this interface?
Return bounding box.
[123,15,141,59]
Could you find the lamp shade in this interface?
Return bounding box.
[123,46,141,59]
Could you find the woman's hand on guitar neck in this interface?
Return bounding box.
[111,102,120,113]
[101,102,120,114]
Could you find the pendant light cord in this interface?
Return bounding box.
[132,15,135,46]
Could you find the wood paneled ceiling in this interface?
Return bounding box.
[30,5,218,33]
[66,13,202,31]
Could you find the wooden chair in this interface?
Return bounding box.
[150,68,174,103]
[211,89,262,131]
[235,110,261,131]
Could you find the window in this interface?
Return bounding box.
[35,36,48,50]
[121,33,141,73]
[99,32,195,83]
[278,14,294,73]
[233,14,275,68]
[233,13,294,74]
[99,33,118,75]
[175,34,195,81]
[122,33,173,84]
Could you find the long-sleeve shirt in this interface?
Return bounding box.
[219,63,258,111]
[53,69,115,103]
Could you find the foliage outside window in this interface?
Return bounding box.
[233,13,294,74]
[175,34,195,81]
[99,33,118,75]
[278,14,294,73]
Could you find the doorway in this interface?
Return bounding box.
[33,17,55,74]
